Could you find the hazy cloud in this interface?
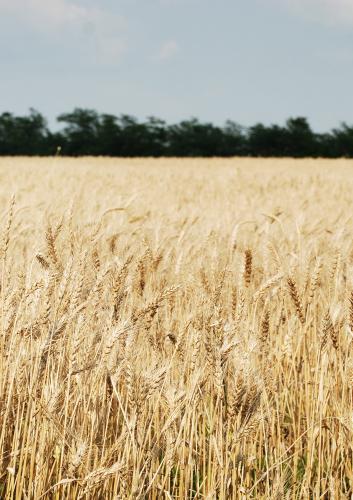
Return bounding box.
[1,0,105,30]
[0,0,127,63]
[157,40,179,61]
[279,0,353,26]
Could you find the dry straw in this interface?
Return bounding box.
[0,157,353,499]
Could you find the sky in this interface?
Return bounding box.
[0,0,352,132]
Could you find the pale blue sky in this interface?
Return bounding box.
[0,0,352,131]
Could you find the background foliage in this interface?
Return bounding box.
[1,109,353,157]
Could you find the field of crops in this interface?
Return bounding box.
[0,157,353,499]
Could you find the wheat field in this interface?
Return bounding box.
[0,157,353,499]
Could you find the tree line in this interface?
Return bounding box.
[0,108,352,157]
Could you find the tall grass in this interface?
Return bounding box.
[0,157,353,498]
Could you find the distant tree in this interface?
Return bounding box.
[284,117,317,157]
[0,108,353,157]
[145,117,168,156]
[57,111,169,156]
[330,123,353,157]
[222,121,248,156]
[315,133,338,158]
[0,109,49,155]
[95,114,122,156]
[247,123,287,156]
[114,115,157,156]
[167,118,227,156]
[57,108,101,155]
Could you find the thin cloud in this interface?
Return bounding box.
[1,0,101,29]
[279,0,353,26]
[0,0,127,63]
[157,40,179,61]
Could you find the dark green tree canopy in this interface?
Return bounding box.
[0,108,352,157]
